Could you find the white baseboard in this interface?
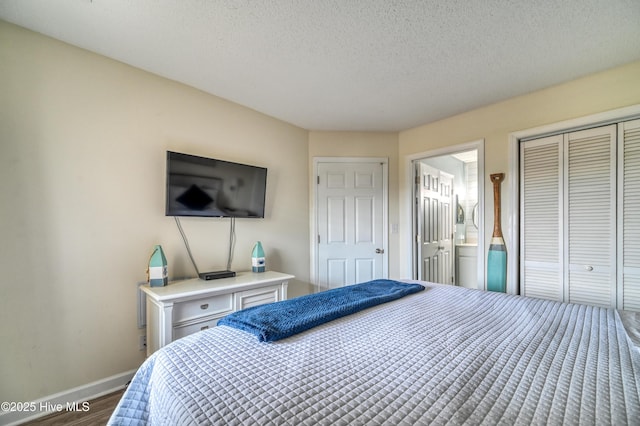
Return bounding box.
[0,369,136,426]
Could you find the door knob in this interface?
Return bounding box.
[376,248,384,254]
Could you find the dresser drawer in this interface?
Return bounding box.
[173,294,233,323]
[236,284,281,310]
[173,317,221,340]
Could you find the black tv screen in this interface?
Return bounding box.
[165,151,267,218]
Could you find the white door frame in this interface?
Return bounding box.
[403,140,485,289]
[311,157,389,288]
[507,104,640,294]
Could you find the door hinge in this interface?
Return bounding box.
[318,235,320,244]
[415,175,420,185]
[317,176,320,185]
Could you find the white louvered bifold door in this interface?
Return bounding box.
[564,125,617,307]
[520,136,563,301]
[619,119,640,311]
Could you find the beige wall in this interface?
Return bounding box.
[308,132,400,279]
[398,60,640,284]
[0,21,310,402]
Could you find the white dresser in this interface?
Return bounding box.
[141,271,294,355]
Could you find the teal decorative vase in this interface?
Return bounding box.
[149,245,168,287]
[252,241,265,273]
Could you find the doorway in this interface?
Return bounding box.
[411,144,484,289]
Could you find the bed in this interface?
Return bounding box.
[109,280,640,425]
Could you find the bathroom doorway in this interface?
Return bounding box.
[412,145,483,289]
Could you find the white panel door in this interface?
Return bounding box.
[520,125,616,307]
[619,119,640,311]
[416,163,454,284]
[520,121,640,312]
[317,162,385,289]
[520,135,564,301]
[565,125,616,307]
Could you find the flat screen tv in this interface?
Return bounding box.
[165,151,267,218]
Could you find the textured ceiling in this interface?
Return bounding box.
[1,0,639,131]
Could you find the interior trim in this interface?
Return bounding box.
[402,140,485,289]
[0,369,136,425]
[507,104,640,295]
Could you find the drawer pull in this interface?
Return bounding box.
[200,326,209,331]
[200,303,209,310]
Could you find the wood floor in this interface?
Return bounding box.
[21,390,124,426]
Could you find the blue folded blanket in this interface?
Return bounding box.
[218,279,424,342]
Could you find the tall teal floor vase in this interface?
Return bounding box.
[487,173,507,293]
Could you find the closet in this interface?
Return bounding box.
[520,119,640,311]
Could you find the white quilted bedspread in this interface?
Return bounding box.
[109,284,640,425]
